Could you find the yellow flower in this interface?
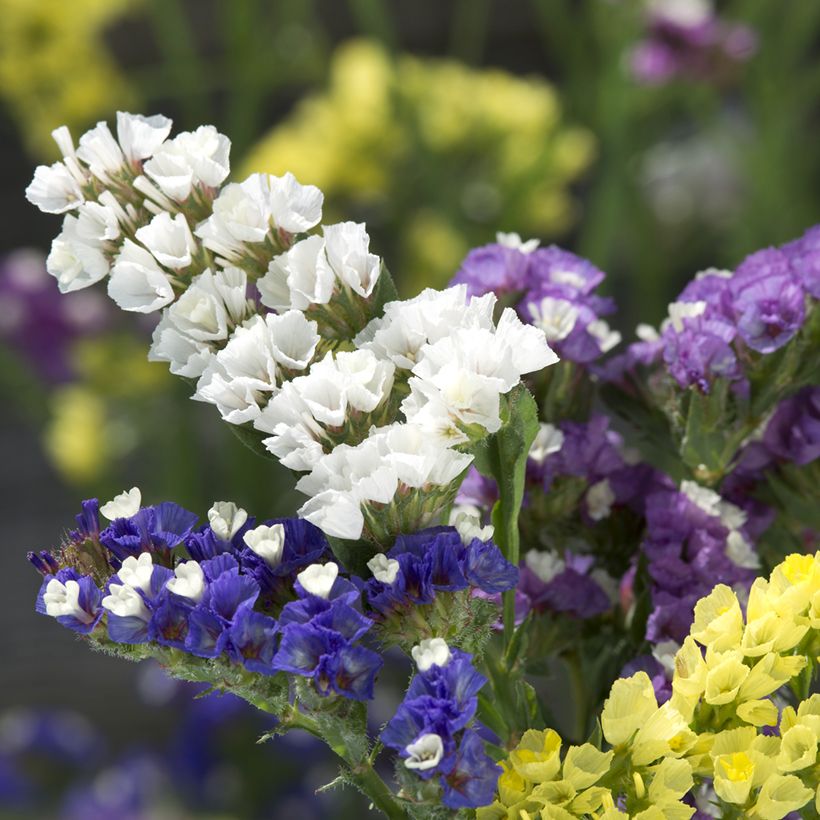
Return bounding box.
[776,724,818,773]
[601,672,659,747]
[736,699,779,727]
[754,774,813,819]
[740,611,808,657]
[690,585,744,651]
[767,554,820,617]
[703,651,749,706]
[562,744,614,791]
[509,729,562,783]
[713,751,755,804]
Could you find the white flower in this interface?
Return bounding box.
[207,501,248,541]
[101,584,150,620]
[367,554,400,585]
[166,561,206,602]
[404,734,444,771]
[591,568,620,605]
[268,171,324,233]
[549,269,588,289]
[529,296,579,342]
[297,562,338,599]
[135,212,196,270]
[649,0,711,28]
[76,121,124,179]
[529,423,564,464]
[296,423,473,540]
[46,216,109,293]
[355,286,495,369]
[259,234,332,311]
[26,162,84,214]
[496,231,540,254]
[525,549,565,583]
[144,125,231,200]
[108,239,175,313]
[320,221,380,298]
[267,310,321,371]
[449,509,494,545]
[651,640,680,677]
[411,638,452,672]
[667,300,707,333]
[116,112,172,163]
[117,553,155,593]
[636,323,660,342]
[43,579,94,623]
[243,523,286,568]
[680,480,748,530]
[587,319,621,353]
[100,487,141,520]
[587,479,615,521]
[725,531,761,570]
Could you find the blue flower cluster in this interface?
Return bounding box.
[364,526,518,618]
[381,642,501,809]
[30,496,385,702]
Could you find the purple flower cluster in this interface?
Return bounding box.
[641,480,759,646]
[609,225,818,392]
[31,497,384,702]
[450,240,619,363]
[364,526,518,618]
[0,249,110,384]
[630,1,757,85]
[381,647,500,809]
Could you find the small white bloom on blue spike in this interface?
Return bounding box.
[525,549,565,584]
[636,323,660,342]
[411,638,451,672]
[496,231,539,254]
[652,640,680,677]
[100,487,141,521]
[667,300,707,333]
[367,553,400,585]
[528,296,579,342]
[243,523,286,568]
[529,422,564,465]
[43,579,94,624]
[449,509,494,546]
[587,319,621,353]
[726,530,761,570]
[297,562,338,599]
[166,561,206,602]
[101,584,150,620]
[208,501,248,541]
[587,479,615,521]
[404,734,444,771]
[117,553,154,593]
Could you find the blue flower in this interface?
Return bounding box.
[69,498,101,541]
[227,603,278,673]
[100,502,198,563]
[35,568,102,634]
[440,729,502,810]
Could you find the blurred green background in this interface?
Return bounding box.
[1,0,819,817]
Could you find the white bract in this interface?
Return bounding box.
[297,562,339,599]
[116,112,172,163]
[117,553,155,594]
[529,423,564,464]
[149,267,251,377]
[411,638,452,672]
[135,211,196,270]
[25,162,84,214]
[194,311,319,424]
[76,122,125,180]
[367,553,400,585]
[208,501,248,541]
[404,734,444,771]
[587,479,616,521]
[43,579,94,623]
[166,561,206,602]
[496,231,539,254]
[296,423,473,540]
[196,172,322,261]
[725,530,761,570]
[108,239,174,313]
[528,296,579,342]
[587,319,621,353]
[101,584,150,621]
[100,487,142,520]
[450,509,494,545]
[525,549,565,584]
[243,523,286,568]
[46,210,113,293]
[680,480,748,531]
[144,125,231,200]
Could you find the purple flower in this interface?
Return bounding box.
[783,224,820,299]
[730,249,806,353]
[227,603,278,673]
[440,729,502,810]
[100,502,198,563]
[761,387,820,466]
[662,314,739,390]
[450,242,530,298]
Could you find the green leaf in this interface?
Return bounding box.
[680,380,731,475]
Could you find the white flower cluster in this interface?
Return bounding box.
[29,113,560,545]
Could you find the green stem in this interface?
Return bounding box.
[565,651,589,743]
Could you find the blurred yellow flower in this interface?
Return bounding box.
[0,0,138,157]
[244,40,594,291]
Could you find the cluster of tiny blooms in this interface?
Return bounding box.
[26,112,557,545]
[481,550,820,819]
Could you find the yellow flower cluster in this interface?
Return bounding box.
[0,0,138,157]
[243,40,594,290]
[482,552,820,819]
